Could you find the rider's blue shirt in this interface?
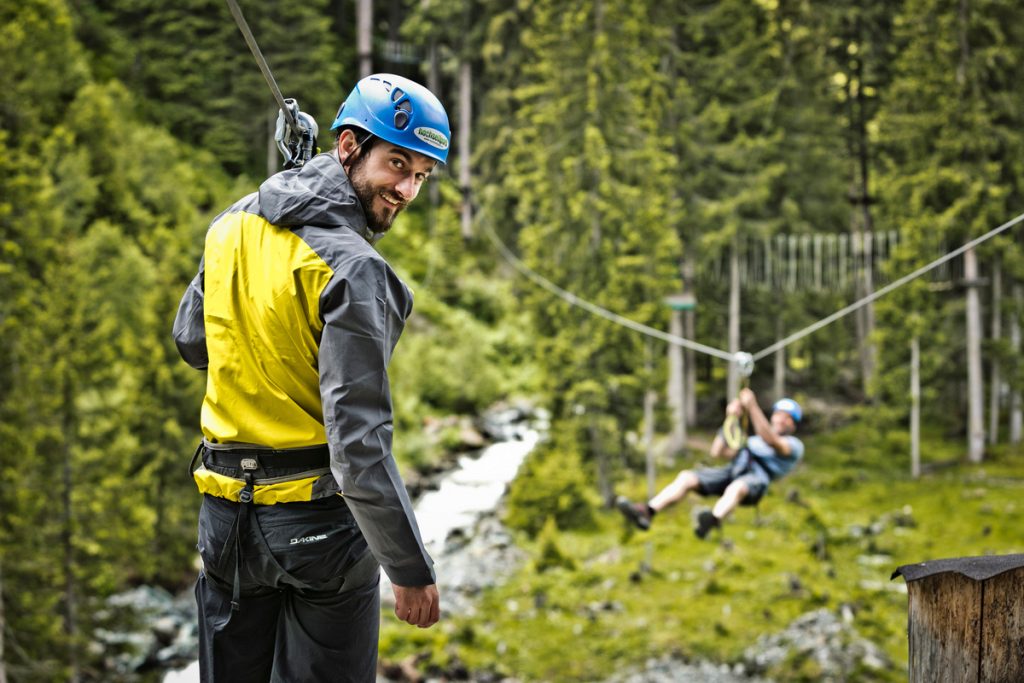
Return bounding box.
[746,434,804,481]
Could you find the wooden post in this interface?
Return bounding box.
[1010,284,1022,445]
[682,260,697,427]
[727,239,741,399]
[910,336,920,479]
[894,554,1024,683]
[644,347,657,568]
[458,60,473,240]
[266,105,277,178]
[427,42,441,209]
[989,259,1002,444]
[589,419,611,507]
[965,247,985,462]
[667,309,685,455]
[774,317,786,399]
[357,0,373,78]
[665,293,695,455]
[0,556,6,683]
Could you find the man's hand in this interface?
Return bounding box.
[726,399,743,417]
[392,583,440,628]
[738,387,757,410]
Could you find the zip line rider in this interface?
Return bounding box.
[173,73,451,682]
[617,388,804,539]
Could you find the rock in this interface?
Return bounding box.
[95,584,198,676]
[459,425,486,449]
[742,608,891,679]
[601,654,773,682]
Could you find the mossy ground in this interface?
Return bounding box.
[380,422,1024,681]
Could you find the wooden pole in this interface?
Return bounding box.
[989,258,1002,444]
[644,345,657,568]
[682,260,697,427]
[0,555,6,683]
[266,104,277,178]
[458,61,473,240]
[427,42,441,209]
[911,336,921,479]
[861,243,876,396]
[667,309,686,455]
[774,317,786,399]
[965,247,985,462]
[590,419,611,506]
[1010,284,1022,445]
[357,0,373,78]
[727,239,741,399]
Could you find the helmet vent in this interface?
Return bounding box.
[391,87,405,102]
[393,99,413,129]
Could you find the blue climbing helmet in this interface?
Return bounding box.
[330,73,451,164]
[772,398,803,424]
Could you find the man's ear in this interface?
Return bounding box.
[336,129,360,164]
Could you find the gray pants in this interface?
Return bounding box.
[196,493,381,682]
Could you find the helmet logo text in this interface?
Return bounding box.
[414,127,449,150]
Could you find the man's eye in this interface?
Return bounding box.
[392,158,405,169]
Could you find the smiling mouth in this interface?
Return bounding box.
[379,191,405,210]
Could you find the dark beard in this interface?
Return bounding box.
[349,157,403,234]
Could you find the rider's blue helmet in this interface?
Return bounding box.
[330,73,451,164]
[772,398,803,424]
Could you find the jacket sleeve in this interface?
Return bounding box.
[318,257,433,587]
[172,258,209,370]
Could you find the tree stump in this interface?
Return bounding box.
[893,554,1024,682]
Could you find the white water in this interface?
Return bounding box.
[163,428,538,683]
[413,431,538,553]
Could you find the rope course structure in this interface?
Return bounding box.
[697,231,902,292]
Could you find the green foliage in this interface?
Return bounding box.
[382,424,1024,682]
[6,0,1024,679]
[73,0,347,177]
[533,517,577,573]
[504,437,598,538]
[872,0,1024,418]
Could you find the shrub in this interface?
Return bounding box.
[504,439,597,538]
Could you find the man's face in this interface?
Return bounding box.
[771,410,796,436]
[345,139,436,234]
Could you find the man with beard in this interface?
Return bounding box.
[172,74,449,682]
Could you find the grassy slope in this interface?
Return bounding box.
[380,422,1024,681]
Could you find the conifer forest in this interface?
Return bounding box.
[2,0,1024,681]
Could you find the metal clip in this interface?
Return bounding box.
[275,98,319,169]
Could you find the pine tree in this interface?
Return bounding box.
[874,0,1024,453]
[480,0,682,496]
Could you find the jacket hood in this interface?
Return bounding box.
[258,152,372,241]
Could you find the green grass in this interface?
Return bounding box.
[380,422,1024,681]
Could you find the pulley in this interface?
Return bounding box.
[733,351,755,378]
[275,99,319,169]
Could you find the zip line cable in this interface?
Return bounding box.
[750,210,1024,361]
[224,0,301,135]
[480,221,737,362]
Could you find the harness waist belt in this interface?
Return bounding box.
[202,441,331,470]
